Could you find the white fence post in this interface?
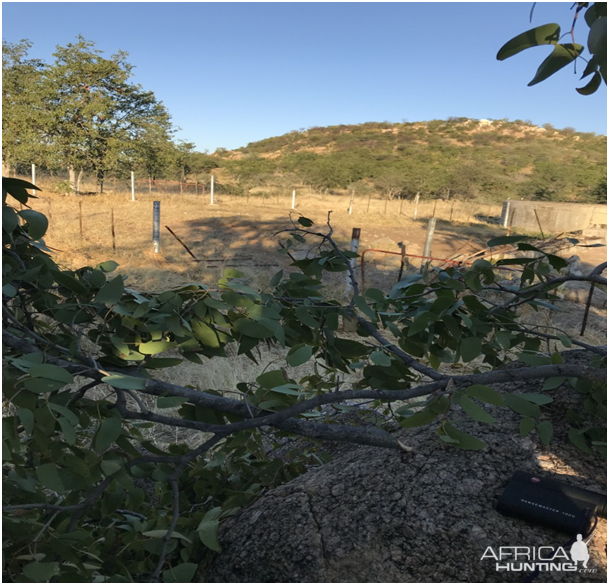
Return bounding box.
[291,189,296,209]
[131,171,135,202]
[210,174,215,205]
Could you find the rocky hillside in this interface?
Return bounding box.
[212,118,606,203]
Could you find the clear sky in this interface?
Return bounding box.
[2,1,607,152]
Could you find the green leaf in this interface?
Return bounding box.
[354,295,377,321]
[234,318,274,339]
[577,70,602,95]
[142,529,192,543]
[408,311,437,336]
[399,408,437,428]
[487,235,530,247]
[138,340,175,355]
[36,463,65,492]
[19,209,48,240]
[94,417,122,452]
[443,422,487,450]
[102,373,147,390]
[504,394,541,418]
[333,338,368,358]
[519,416,536,437]
[28,364,74,384]
[157,396,188,409]
[528,43,584,86]
[3,177,40,203]
[51,271,90,297]
[269,269,284,287]
[536,421,553,446]
[16,408,35,434]
[3,205,19,233]
[370,351,392,367]
[192,319,222,347]
[269,383,302,396]
[542,376,567,391]
[466,385,505,406]
[48,403,79,426]
[297,216,314,227]
[568,428,592,454]
[97,260,119,273]
[23,378,65,394]
[257,369,289,389]
[198,519,221,551]
[459,395,496,424]
[460,337,482,362]
[163,562,198,583]
[100,460,122,476]
[95,276,125,305]
[286,344,313,367]
[497,23,561,60]
[22,561,59,582]
[294,306,320,328]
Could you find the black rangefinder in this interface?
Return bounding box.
[497,471,607,534]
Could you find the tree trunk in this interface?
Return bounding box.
[68,166,77,193]
[76,170,83,195]
[97,169,104,194]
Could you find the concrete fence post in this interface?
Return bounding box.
[421,217,436,271]
[413,193,420,220]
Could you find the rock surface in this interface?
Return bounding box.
[204,352,607,583]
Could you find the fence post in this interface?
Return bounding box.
[501,200,510,228]
[210,174,215,205]
[131,171,135,202]
[345,227,361,297]
[111,209,117,252]
[413,193,420,219]
[397,241,406,282]
[291,189,296,209]
[421,217,436,271]
[31,164,36,193]
[153,201,160,253]
[348,190,354,215]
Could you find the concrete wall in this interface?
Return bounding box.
[504,200,607,234]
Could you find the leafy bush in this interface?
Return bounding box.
[2,177,606,582]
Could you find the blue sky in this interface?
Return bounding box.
[3,2,607,152]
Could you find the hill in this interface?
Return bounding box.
[211,118,606,203]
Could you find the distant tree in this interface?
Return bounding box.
[2,40,47,175]
[5,37,174,193]
[589,179,607,202]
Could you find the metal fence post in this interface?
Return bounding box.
[153,201,160,253]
